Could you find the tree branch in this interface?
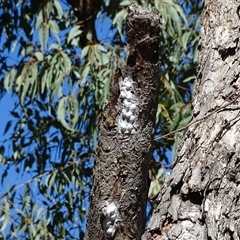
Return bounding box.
[84,5,161,240]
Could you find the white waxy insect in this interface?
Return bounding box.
[129,103,137,110]
[105,225,116,238]
[123,99,132,109]
[129,115,135,124]
[105,220,111,228]
[120,90,132,100]
[122,109,132,119]
[110,212,117,221]
[120,125,127,134]
[131,128,136,134]
[124,91,132,100]
[102,202,120,238]
[120,120,133,134]
[122,109,128,119]
[126,121,133,129]
[123,79,132,90]
[120,86,128,92]
[107,203,117,215]
[125,111,133,119]
[118,76,139,135]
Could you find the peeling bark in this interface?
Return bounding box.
[84,5,161,240]
[143,1,240,240]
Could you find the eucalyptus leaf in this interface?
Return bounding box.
[81,45,90,59]
[35,52,44,61]
[3,72,10,92]
[67,25,82,44]
[57,97,73,131]
[53,0,63,19]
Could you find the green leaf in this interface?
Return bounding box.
[3,72,10,91]
[39,26,44,51]
[73,69,81,79]
[102,53,109,65]
[35,52,44,61]
[95,48,102,65]
[193,47,199,62]
[179,115,192,128]
[81,65,90,84]
[57,97,73,131]
[30,77,37,102]
[30,223,37,237]
[183,75,196,83]
[169,113,180,131]
[71,98,79,128]
[113,9,127,38]
[22,45,34,56]
[182,31,191,51]
[44,24,49,49]
[3,67,15,92]
[60,51,71,75]
[67,25,82,44]
[46,172,57,188]
[31,64,38,81]
[168,6,182,36]
[36,10,44,29]
[53,73,63,98]
[49,20,60,44]
[15,74,24,92]
[120,0,131,6]
[9,68,16,88]
[96,44,107,53]
[174,4,188,26]
[49,43,60,50]
[53,0,63,19]
[41,71,47,94]
[81,46,90,59]
[20,76,30,105]
[47,69,54,91]
[170,102,185,110]
[0,213,9,232]
[39,24,49,50]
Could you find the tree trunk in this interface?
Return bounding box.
[84,6,161,240]
[67,0,101,46]
[67,0,101,20]
[143,1,240,239]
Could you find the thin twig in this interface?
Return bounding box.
[154,93,240,140]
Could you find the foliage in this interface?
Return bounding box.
[0,0,202,238]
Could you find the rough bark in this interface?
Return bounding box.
[142,1,240,240]
[84,5,161,240]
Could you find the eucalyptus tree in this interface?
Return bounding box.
[0,0,200,239]
[144,0,240,239]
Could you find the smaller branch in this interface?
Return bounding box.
[155,92,240,140]
[0,159,86,199]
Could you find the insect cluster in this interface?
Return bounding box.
[101,202,120,238]
[118,77,138,134]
